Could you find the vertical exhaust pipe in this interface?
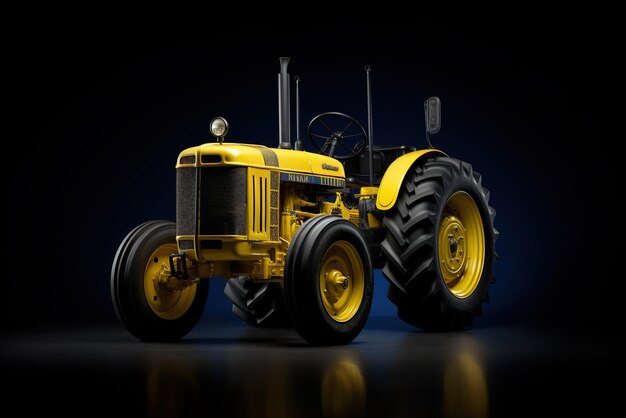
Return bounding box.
[294,76,304,151]
[365,65,374,186]
[278,57,292,149]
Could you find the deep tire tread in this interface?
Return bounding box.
[381,157,498,331]
[224,276,289,327]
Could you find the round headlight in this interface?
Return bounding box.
[210,117,229,140]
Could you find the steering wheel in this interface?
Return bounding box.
[307,112,368,159]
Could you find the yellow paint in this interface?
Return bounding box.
[358,186,378,196]
[176,180,363,281]
[375,149,446,210]
[321,192,358,225]
[177,236,288,280]
[143,243,197,320]
[247,167,275,241]
[176,142,442,285]
[438,192,485,298]
[319,240,365,322]
[274,148,346,177]
[280,182,326,243]
[176,234,248,263]
[176,143,345,178]
[280,183,299,243]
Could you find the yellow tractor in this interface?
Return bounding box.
[111,58,498,345]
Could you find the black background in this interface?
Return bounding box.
[5,16,615,332]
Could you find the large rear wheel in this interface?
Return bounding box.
[381,157,498,330]
[111,220,208,341]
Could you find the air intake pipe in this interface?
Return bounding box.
[278,57,291,149]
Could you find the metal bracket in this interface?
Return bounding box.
[169,252,189,279]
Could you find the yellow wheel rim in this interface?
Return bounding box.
[319,240,365,323]
[143,243,197,320]
[438,192,485,298]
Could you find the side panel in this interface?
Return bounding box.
[376,149,447,211]
[247,168,280,242]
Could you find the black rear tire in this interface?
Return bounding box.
[111,220,209,341]
[381,157,498,330]
[284,216,373,345]
[224,276,290,327]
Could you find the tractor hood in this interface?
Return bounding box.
[176,143,345,178]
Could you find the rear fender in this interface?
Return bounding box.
[376,149,447,211]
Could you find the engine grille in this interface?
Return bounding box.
[176,168,197,236]
[199,167,246,235]
[176,166,247,237]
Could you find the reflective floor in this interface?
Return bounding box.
[1,317,619,417]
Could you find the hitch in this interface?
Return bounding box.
[169,252,189,279]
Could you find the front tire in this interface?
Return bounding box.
[381,157,498,330]
[111,220,208,341]
[284,216,373,345]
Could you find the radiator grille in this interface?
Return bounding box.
[199,167,246,235]
[177,167,247,237]
[176,168,197,236]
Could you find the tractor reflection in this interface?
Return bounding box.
[145,358,204,418]
[321,357,366,418]
[389,333,488,418]
[442,337,488,418]
[143,346,366,418]
[142,332,486,418]
[233,350,367,418]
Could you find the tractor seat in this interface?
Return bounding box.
[343,144,416,185]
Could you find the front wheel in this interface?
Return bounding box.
[284,216,373,345]
[111,220,208,341]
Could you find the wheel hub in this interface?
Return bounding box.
[439,216,467,281]
[437,191,486,299]
[324,269,350,301]
[318,240,365,323]
[144,243,197,320]
[449,236,458,255]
